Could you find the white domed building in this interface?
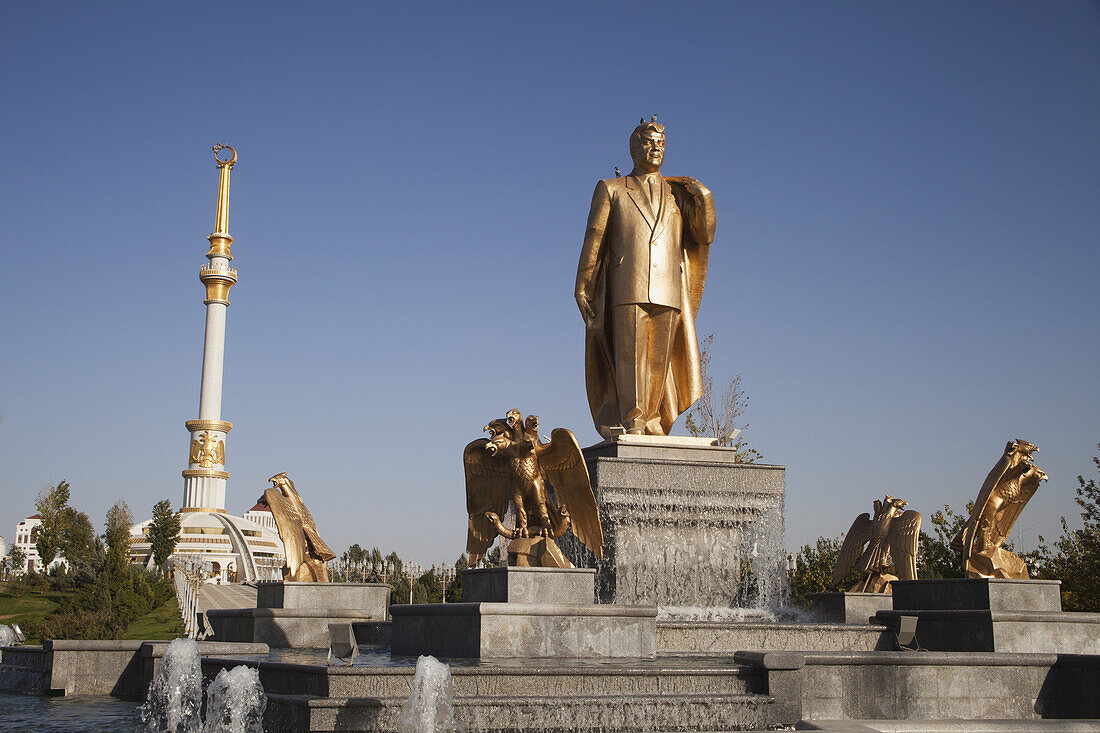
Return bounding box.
[129,501,284,583]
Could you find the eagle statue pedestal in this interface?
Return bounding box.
[206,581,391,649]
[810,592,895,625]
[390,566,658,659]
[873,578,1100,653]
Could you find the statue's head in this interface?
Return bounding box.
[268,472,294,493]
[885,495,908,512]
[483,410,526,456]
[629,118,666,174]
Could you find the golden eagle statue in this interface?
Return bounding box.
[258,472,337,582]
[951,439,1047,579]
[464,410,603,568]
[832,495,922,593]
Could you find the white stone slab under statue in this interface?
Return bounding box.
[559,435,787,608]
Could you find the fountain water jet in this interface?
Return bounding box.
[396,655,463,733]
[0,624,15,647]
[203,665,265,733]
[141,637,202,733]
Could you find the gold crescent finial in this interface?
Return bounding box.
[212,143,237,168]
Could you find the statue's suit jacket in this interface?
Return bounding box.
[590,175,685,308]
[577,174,716,438]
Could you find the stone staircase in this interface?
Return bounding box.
[202,656,797,732]
[198,582,258,614]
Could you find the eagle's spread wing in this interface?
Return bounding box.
[189,440,202,464]
[464,438,512,560]
[214,441,225,465]
[993,465,1044,548]
[955,442,1015,556]
[263,487,304,571]
[292,493,336,562]
[832,513,872,586]
[536,428,603,557]
[887,510,922,581]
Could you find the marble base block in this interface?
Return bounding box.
[462,566,595,604]
[257,581,391,613]
[876,578,1100,653]
[809,592,894,624]
[891,578,1061,612]
[206,607,377,648]
[560,436,787,607]
[207,581,391,648]
[390,602,657,658]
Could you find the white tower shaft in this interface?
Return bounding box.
[183,144,239,513]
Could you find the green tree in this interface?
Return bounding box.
[917,504,970,579]
[447,554,468,603]
[412,573,431,604]
[147,500,182,575]
[8,545,27,576]
[103,500,134,574]
[369,547,384,581]
[683,335,762,463]
[384,551,403,577]
[1037,446,1100,611]
[347,544,366,582]
[788,535,860,608]
[60,507,102,572]
[35,481,71,567]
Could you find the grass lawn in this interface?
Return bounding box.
[0,584,184,643]
[0,587,67,638]
[123,598,185,640]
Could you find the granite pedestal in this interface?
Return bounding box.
[811,592,895,624]
[875,579,1100,653]
[462,565,595,604]
[206,581,390,648]
[389,566,658,659]
[559,434,787,608]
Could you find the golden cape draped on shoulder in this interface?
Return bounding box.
[584,177,713,438]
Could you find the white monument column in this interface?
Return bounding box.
[182,144,239,513]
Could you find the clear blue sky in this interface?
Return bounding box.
[2,2,1097,568]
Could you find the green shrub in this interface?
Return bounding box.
[26,609,126,641]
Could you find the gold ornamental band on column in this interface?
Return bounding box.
[185,419,233,433]
[206,232,234,260]
[180,507,228,514]
[182,468,230,480]
[200,265,237,305]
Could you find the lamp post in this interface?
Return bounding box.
[404,561,422,604]
[439,563,456,603]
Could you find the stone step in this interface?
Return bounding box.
[264,691,788,732]
[798,721,1100,732]
[232,659,762,700]
[0,663,52,695]
[0,647,50,668]
[657,621,891,654]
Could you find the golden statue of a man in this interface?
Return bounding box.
[575,119,717,437]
